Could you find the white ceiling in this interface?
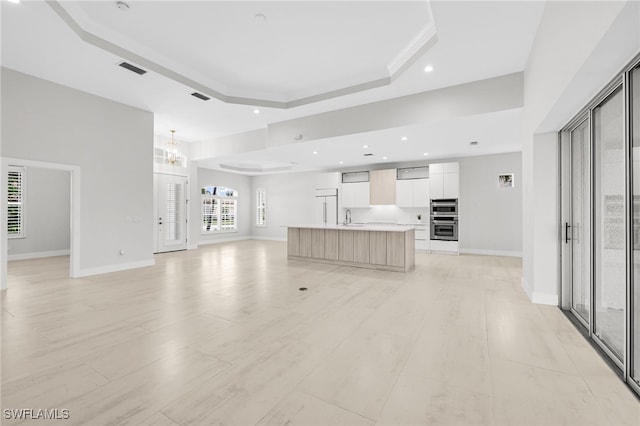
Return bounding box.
[1,1,545,172]
[197,108,524,174]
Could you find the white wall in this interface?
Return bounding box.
[1,68,154,277]
[521,0,639,304]
[193,168,252,244]
[458,152,522,255]
[7,167,70,259]
[250,171,317,240]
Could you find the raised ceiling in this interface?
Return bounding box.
[59,0,436,106]
[1,1,545,172]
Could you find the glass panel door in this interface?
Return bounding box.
[156,174,187,253]
[631,65,640,386]
[593,85,625,361]
[570,118,591,323]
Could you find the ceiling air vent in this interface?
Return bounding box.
[191,92,211,101]
[363,153,374,157]
[118,61,147,75]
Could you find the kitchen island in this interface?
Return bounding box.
[286,224,415,272]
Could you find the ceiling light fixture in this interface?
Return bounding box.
[312,151,318,155]
[116,1,129,11]
[165,130,183,165]
[382,156,388,160]
[255,13,267,23]
[253,109,260,114]
[363,145,369,149]
[7,0,21,4]
[424,65,434,73]
[339,161,344,164]
[401,136,408,141]
[423,152,429,156]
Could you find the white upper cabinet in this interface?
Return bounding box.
[396,180,413,207]
[429,162,459,200]
[396,178,429,207]
[430,172,445,199]
[342,182,370,208]
[413,178,430,207]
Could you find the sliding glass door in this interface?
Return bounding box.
[631,63,640,388]
[593,85,626,362]
[561,55,640,396]
[569,118,591,324]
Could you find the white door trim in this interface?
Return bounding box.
[1,157,81,290]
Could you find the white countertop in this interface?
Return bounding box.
[285,224,416,232]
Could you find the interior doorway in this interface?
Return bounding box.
[1,158,81,290]
[154,173,188,253]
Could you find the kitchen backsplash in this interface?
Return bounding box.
[343,205,428,224]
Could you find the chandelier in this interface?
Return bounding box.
[165,129,183,165]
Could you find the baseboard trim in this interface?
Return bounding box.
[8,249,70,261]
[197,236,250,246]
[520,276,558,305]
[250,236,287,242]
[75,259,155,278]
[531,292,559,306]
[459,248,522,257]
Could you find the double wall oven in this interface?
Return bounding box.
[430,199,458,241]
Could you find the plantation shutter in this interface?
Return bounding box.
[7,167,24,237]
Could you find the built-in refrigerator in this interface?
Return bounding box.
[315,188,338,225]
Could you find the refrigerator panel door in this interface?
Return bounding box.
[326,196,338,225]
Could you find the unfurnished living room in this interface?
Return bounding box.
[2,1,640,425]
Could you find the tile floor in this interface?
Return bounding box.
[2,240,638,425]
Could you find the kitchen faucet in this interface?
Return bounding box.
[345,209,352,225]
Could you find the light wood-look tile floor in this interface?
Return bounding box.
[2,240,638,425]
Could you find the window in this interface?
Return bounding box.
[201,186,237,233]
[7,166,25,238]
[256,189,266,227]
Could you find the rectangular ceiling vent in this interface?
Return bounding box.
[118,61,147,75]
[191,92,211,101]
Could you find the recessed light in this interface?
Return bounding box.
[312,151,318,155]
[255,13,267,23]
[363,145,369,149]
[424,65,434,73]
[423,152,429,156]
[253,109,260,114]
[116,1,129,11]
[7,0,21,4]
[339,161,344,165]
[382,156,388,160]
[401,136,408,141]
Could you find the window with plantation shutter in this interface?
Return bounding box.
[256,189,266,227]
[201,186,238,233]
[7,166,25,238]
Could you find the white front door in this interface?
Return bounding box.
[154,173,187,253]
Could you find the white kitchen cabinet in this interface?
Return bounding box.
[443,172,459,198]
[342,182,370,208]
[413,178,430,207]
[396,180,413,207]
[429,162,459,200]
[429,172,445,199]
[396,178,429,207]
